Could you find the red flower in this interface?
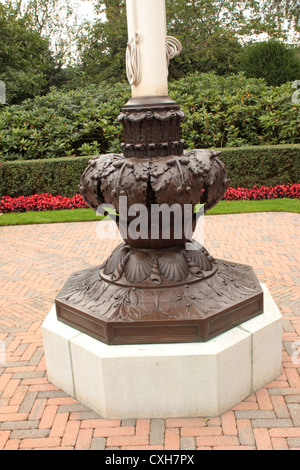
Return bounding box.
[223,184,300,201]
[0,193,88,213]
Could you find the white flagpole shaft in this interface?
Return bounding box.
[126,0,168,97]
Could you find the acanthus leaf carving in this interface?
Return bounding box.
[57,259,262,323]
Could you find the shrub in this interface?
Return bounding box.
[238,40,300,87]
[0,73,299,162]
[0,82,130,161]
[169,73,300,149]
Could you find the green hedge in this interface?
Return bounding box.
[219,144,300,188]
[0,156,91,198]
[0,144,299,198]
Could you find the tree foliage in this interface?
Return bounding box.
[76,0,300,85]
[1,0,299,100]
[0,0,83,103]
[268,0,300,32]
[0,2,57,104]
[6,0,80,63]
[165,0,246,78]
[238,40,300,86]
[77,0,128,84]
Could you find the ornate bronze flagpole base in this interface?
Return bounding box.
[55,96,264,345]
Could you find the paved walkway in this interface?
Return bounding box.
[0,212,299,450]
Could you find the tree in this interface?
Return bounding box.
[0,0,86,102]
[0,2,57,104]
[77,0,128,84]
[77,0,249,83]
[238,40,300,86]
[20,0,82,65]
[77,0,300,85]
[165,0,246,78]
[268,0,300,31]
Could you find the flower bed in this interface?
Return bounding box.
[225,184,300,201]
[0,194,88,214]
[0,184,299,214]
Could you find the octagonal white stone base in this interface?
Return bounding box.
[42,284,282,419]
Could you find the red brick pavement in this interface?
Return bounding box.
[0,212,299,450]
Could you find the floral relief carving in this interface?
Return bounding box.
[80,149,230,215]
[56,96,263,345]
[57,256,262,323]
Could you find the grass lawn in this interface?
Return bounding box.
[207,198,300,215]
[0,198,299,227]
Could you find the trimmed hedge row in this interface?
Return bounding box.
[0,155,90,198]
[0,144,299,198]
[218,144,300,188]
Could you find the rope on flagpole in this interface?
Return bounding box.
[166,36,182,67]
[126,34,183,86]
[126,32,141,86]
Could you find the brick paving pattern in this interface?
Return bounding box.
[0,212,299,450]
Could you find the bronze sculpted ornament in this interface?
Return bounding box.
[56,95,264,345]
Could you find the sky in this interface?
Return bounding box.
[73,0,98,23]
[0,0,99,24]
